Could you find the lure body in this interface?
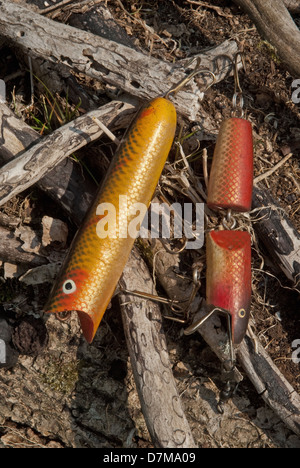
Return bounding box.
[45,97,177,343]
[207,118,253,213]
[206,230,252,345]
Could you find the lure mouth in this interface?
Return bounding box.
[46,304,100,344]
[45,282,111,343]
[77,311,96,344]
[48,309,98,343]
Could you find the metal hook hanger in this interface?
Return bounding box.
[232,51,247,117]
[165,57,216,99]
[184,304,235,368]
[212,51,246,117]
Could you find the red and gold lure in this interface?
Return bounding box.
[206,116,253,345]
[45,97,177,343]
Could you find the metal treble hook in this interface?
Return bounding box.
[165,57,216,99]
[212,51,246,117]
[163,265,202,323]
[232,51,247,117]
[184,304,235,371]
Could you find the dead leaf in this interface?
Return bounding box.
[41,216,68,249]
[19,262,62,286]
[15,225,42,255]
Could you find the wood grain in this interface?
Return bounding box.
[0,1,239,119]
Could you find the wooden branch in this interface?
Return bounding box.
[0,103,95,226]
[0,101,135,224]
[237,335,300,436]
[119,248,196,449]
[0,101,134,208]
[284,0,300,13]
[0,1,239,119]
[233,0,300,76]
[252,185,300,284]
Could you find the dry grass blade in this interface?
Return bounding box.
[254,153,294,184]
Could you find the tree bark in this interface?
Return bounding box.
[119,248,196,448]
[0,1,239,119]
[0,103,95,226]
[237,335,300,437]
[233,0,300,76]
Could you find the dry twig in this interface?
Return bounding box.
[187,0,234,17]
[254,153,294,184]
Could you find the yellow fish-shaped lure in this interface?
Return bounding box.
[45,97,177,343]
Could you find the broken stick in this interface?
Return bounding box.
[119,247,196,448]
[0,1,239,119]
[0,101,134,208]
[252,185,300,285]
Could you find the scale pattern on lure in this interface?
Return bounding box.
[206,230,252,344]
[206,115,253,345]
[207,118,253,213]
[45,97,177,343]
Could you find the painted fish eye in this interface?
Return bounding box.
[62,279,77,294]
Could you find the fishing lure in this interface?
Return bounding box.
[45,63,215,343]
[206,230,252,345]
[206,111,253,345]
[206,117,253,213]
[46,97,177,343]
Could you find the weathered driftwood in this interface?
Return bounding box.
[252,185,300,284]
[238,335,300,437]
[0,103,95,226]
[0,101,135,224]
[233,0,300,76]
[12,1,137,113]
[0,1,239,119]
[119,248,196,449]
[0,101,134,208]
